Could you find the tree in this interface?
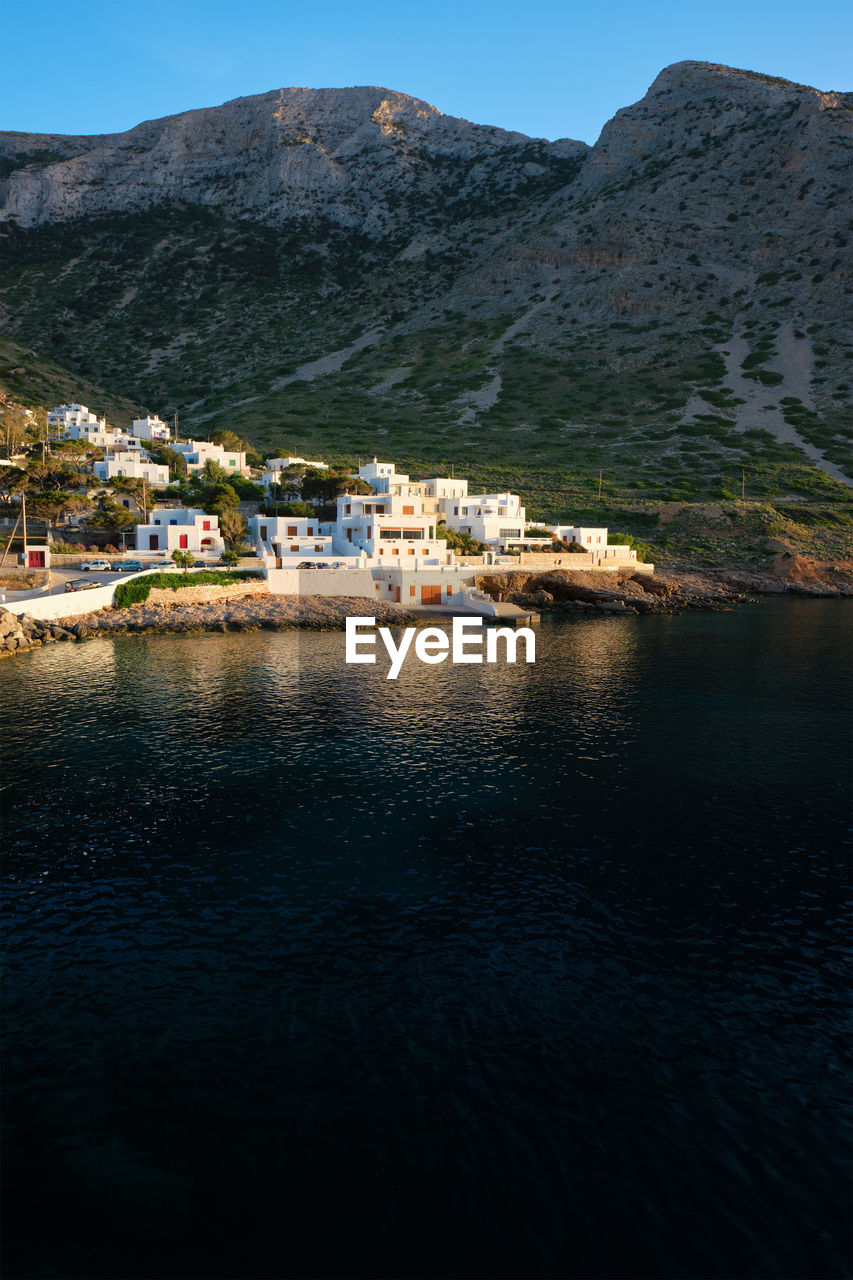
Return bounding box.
[1,404,29,457]
[171,549,194,574]
[217,507,247,548]
[220,549,239,565]
[169,547,192,573]
[202,458,231,485]
[88,502,139,532]
[200,482,239,513]
[149,444,187,476]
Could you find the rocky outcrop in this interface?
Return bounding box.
[0,607,89,656]
[475,564,853,615]
[0,87,586,231]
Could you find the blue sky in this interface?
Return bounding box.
[2,0,851,143]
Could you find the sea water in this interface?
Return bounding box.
[2,600,850,1279]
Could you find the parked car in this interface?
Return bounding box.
[330,561,347,570]
[313,562,331,570]
[65,580,98,592]
[116,560,144,573]
[150,559,173,568]
[297,561,314,569]
[80,558,111,572]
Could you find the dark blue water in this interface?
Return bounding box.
[2,600,851,1280]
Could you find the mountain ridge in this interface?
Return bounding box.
[0,61,850,496]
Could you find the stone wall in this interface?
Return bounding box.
[145,581,268,606]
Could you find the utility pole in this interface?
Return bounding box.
[0,509,22,569]
[174,412,178,444]
[742,469,745,502]
[142,476,148,524]
[21,491,27,563]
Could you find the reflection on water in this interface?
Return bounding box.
[1,601,851,1280]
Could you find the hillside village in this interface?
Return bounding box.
[0,399,645,622]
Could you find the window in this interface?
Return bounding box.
[403,505,414,515]
[314,545,322,552]
[410,586,416,597]
[203,520,211,531]
[291,545,299,552]
[307,528,313,536]
[499,528,521,539]
[288,526,297,536]
[408,548,415,555]
[260,526,267,540]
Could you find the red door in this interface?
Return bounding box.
[149,534,159,550]
[179,534,188,549]
[28,550,45,568]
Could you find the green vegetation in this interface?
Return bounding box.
[114,569,262,607]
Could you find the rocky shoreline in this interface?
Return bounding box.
[476,564,853,616]
[2,565,850,660]
[0,595,419,657]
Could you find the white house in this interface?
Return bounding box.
[249,514,334,564]
[444,492,528,549]
[546,525,638,565]
[334,488,450,564]
[357,458,397,488]
[93,453,169,486]
[265,456,329,471]
[132,415,172,442]
[420,476,470,518]
[135,507,225,555]
[48,404,105,432]
[550,525,609,548]
[172,439,248,476]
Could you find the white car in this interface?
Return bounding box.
[80,558,111,571]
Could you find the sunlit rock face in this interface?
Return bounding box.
[0,85,587,230]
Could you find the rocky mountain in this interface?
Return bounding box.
[1,62,851,500]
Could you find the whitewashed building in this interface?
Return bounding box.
[93,453,169,486]
[135,507,224,555]
[132,415,172,442]
[421,476,470,518]
[172,439,248,476]
[249,514,334,564]
[266,456,329,471]
[334,489,450,564]
[48,404,105,433]
[444,492,528,549]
